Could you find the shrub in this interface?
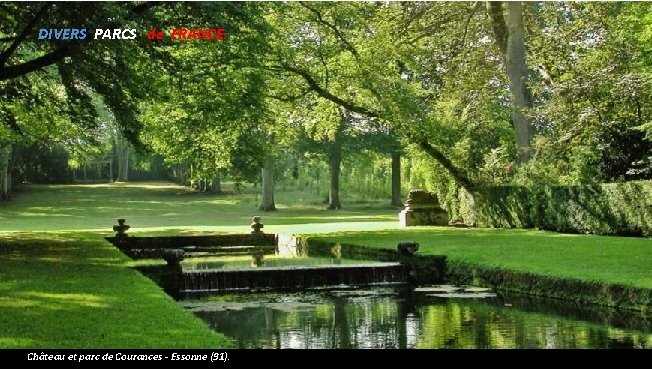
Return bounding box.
[462,181,652,236]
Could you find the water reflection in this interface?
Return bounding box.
[184,288,652,349]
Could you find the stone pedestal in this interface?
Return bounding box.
[399,189,449,227]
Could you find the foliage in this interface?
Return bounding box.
[458,181,652,236]
[2,2,652,226]
[522,2,652,183]
[11,142,73,183]
[139,3,273,184]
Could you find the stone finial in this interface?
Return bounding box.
[397,241,419,256]
[251,216,264,234]
[162,249,185,266]
[113,218,130,237]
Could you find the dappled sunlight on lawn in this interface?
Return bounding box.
[313,228,652,288]
[0,231,229,348]
[1,182,398,232]
[1,292,111,310]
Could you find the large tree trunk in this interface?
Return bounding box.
[210,173,222,194]
[489,1,534,163]
[259,154,276,211]
[327,144,342,210]
[0,144,11,199]
[115,138,129,182]
[391,151,402,207]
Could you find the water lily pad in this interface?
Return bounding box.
[180,301,263,312]
[330,289,389,297]
[463,287,492,293]
[427,292,497,299]
[414,285,461,293]
[266,302,319,312]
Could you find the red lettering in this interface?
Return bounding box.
[171,28,188,40]
[198,28,209,40]
[171,27,225,41]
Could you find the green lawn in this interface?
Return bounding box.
[0,183,398,234]
[312,227,652,289]
[0,231,232,348]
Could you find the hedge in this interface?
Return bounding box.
[446,261,651,312]
[464,181,652,236]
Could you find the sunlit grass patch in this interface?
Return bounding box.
[312,227,652,289]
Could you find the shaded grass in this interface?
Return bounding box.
[0,183,397,232]
[0,231,232,348]
[311,227,652,289]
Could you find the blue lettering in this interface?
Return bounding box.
[37,28,90,40]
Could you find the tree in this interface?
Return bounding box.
[489,1,535,163]
[260,152,276,211]
[266,2,495,192]
[515,2,652,184]
[138,3,274,193]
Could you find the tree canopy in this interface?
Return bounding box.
[1,1,650,205]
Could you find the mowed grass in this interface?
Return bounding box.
[313,227,652,289]
[0,231,232,348]
[0,183,398,233]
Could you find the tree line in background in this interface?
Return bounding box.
[1,2,651,214]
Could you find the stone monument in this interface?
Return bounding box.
[399,189,448,227]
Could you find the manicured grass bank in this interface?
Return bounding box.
[310,227,652,310]
[0,231,232,348]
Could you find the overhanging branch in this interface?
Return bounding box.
[276,63,379,118]
[0,3,52,67]
[0,44,72,81]
[0,2,160,81]
[418,140,475,190]
[271,63,475,189]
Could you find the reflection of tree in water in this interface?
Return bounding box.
[414,301,651,349]
[191,293,652,349]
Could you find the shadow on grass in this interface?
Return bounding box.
[1,183,398,232]
[0,232,232,348]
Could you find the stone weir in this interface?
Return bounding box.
[106,233,277,259]
[103,219,427,299]
[179,263,408,297]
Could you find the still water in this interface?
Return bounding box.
[182,287,652,349]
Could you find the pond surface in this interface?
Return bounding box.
[182,287,652,349]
